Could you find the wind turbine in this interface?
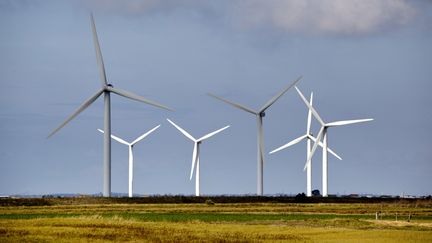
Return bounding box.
[167,119,229,196]
[98,125,160,197]
[47,14,172,197]
[208,76,302,195]
[269,92,342,197]
[295,86,373,197]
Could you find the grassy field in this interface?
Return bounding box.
[1,198,431,242]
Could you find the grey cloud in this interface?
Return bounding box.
[83,0,219,15]
[234,0,416,35]
[0,0,41,10]
[83,0,421,35]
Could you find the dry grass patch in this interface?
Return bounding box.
[368,219,432,229]
[1,202,432,242]
[1,217,432,242]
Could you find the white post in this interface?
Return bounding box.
[128,146,133,198]
[306,137,312,197]
[195,156,200,197]
[195,145,200,196]
[103,91,111,197]
[322,130,328,197]
[257,114,264,196]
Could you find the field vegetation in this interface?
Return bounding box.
[1,197,431,242]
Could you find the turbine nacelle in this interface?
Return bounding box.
[103,84,114,92]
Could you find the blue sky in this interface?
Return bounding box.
[0,0,431,196]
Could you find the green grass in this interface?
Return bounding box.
[1,200,431,242]
[3,211,426,221]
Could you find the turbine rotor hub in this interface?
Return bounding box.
[260,112,265,117]
[104,84,114,92]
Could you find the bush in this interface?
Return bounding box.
[205,199,215,205]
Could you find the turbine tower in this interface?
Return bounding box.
[295,86,373,197]
[47,14,172,197]
[269,92,342,197]
[167,119,229,196]
[98,125,160,197]
[208,76,302,195]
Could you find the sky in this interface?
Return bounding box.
[0,0,431,196]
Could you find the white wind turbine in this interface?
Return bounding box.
[47,14,172,197]
[295,86,373,197]
[208,76,302,195]
[167,119,229,196]
[98,125,160,197]
[269,92,342,197]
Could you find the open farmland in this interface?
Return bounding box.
[1,197,431,242]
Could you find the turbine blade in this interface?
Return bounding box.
[190,142,198,180]
[131,125,161,145]
[166,119,196,141]
[107,86,173,111]
[306,92,313,134]
[259,76,302,112]
[47,89,104,138]
[326,147,342,161]
[207,93,257,115]
[308,135,342,160]
[304,126,324,170]
[269,134,307,154]
[198,125,230,141]
[326,118,374,127]
[97,129,130,146]
[295,86,325,126]
[90,13,107,86]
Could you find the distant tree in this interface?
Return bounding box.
[312,190,321,197]
[295,193,307,202]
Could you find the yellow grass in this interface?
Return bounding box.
[1,202,431,242]
[1,217,431,242]
[2,202,431,215]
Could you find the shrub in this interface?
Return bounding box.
[205,199,215,205]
